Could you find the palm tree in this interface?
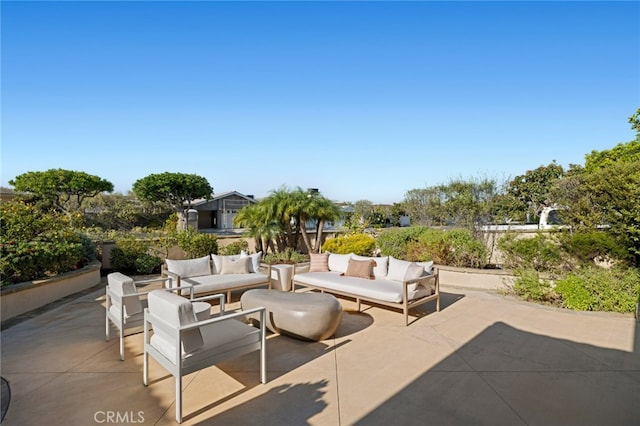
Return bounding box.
[233,203,278,254]
[296,188,342,253]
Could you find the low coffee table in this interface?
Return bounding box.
[240,289,343,341]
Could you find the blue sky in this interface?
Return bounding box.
[2,1,639,204]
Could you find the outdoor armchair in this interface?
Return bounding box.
[105,272,174,360]
[143,289,267,423]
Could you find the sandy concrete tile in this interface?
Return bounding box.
[345,371,526,426]
[482,371,640,425]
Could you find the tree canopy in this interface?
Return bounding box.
[132,172,213,212]
[9,168,113,213]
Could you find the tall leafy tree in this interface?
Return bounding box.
[9,168,113,213]
[506,161,565,222]
[132,172,212,212]
[552,110,640,263]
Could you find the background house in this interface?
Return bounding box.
[191,191,257,231]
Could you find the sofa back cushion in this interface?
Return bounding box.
[352,255,389,278]
[344,259,375,279]
[416,260,434,275]
[309,253,330,272]
[166,256,212,278]
[328,253,352,273]
[241,250,262,273]
[220,256,250,274]
[211,254,240,274]
[386,256,424,282]
[148,290,204,356]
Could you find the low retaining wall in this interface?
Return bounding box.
[435,264,515,292]
[1,260,102,322]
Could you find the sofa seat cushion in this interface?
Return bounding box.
[294,272,431,303]
[179,273,269,295]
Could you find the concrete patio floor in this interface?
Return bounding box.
[1,277,639,426]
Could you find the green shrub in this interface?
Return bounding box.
[321,233,376,256]
[134,253,163,275]
[559,230,630,265]
[0,201,86,285]
[176,229,218,258]
[554,274,592,310]
[555,267,640,313]
[407,228,486,267]
[262,248,307,264]
[377,226,487,267]
[110,237,147,272]
[498,233,564,272]
[219,240,249,255]
[376,227,429,259]
[512,269,556,303]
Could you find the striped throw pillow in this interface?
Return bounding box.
[309,253,330,272]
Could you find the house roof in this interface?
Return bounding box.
[191,191,256,207]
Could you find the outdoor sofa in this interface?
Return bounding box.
[161,252,272,301]
[292,252,439,325]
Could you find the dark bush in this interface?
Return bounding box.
[110,236,161,274]
[0,201,86,285]
[498,233,564,272]
[559,230,630,265]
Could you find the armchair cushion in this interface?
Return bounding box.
[147,290,204,355]
[108,272,143,316]
[165,256,212,278]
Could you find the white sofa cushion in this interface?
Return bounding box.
[108,272,142,316]
[241,251,262,273]
[352,255,389,278]
[179,273,270,296]
[211,254,241,274]
[417,260,434,275]
[166,256,212,278]
[148,290,204,357]
[328,253,352,273]
[386,256,424,282]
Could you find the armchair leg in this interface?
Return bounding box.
[176,375,182,423]
[119,330,125,361]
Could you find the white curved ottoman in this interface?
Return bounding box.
[240,289,343,341]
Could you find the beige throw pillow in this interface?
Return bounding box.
[220,256,250,274]
[344,258,376,279]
